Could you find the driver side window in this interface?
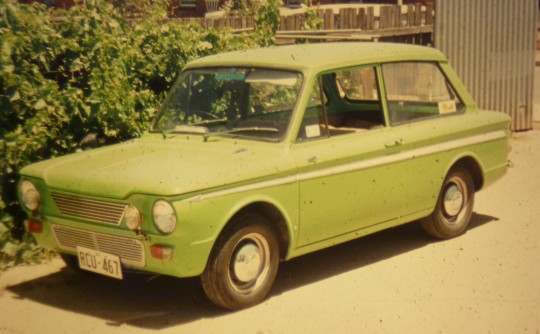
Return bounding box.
[297,66,384,142]
[298,78,329,141]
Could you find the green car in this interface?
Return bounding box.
[18,43,511,310]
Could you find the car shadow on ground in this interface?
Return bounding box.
[7,212,496,329]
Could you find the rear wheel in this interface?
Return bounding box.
[201,213,280,310]
[421,165,475,239]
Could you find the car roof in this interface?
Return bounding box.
[185,42,448,72]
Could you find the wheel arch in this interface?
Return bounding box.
[219,201,292,261]
[449,155,484,192]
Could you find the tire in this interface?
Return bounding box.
[420,165,475,239]
[201,213,280,310]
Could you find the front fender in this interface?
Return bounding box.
[170,180,300,275]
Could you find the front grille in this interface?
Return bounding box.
[52,192,127,226]
[52,224,145,267]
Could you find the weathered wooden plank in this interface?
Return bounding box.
[275,25,433,36]
[374,25,433,37]
[348,8,355,29]
[349,8,356,29]
[392,5,398,28]
[338,8,345,29]
[367,6,374,30]
[415,3,422,26]
[285,15,293,30]
[275,33,374,41]
[407,4,415,27]
[393,5,402,28]
[323,9,334,30]
[379,6,387,29]
[358,8,366,30]
[425,3,434,26]
[383,6,393,29]
[386,6,394,28]
[279,16,287,31]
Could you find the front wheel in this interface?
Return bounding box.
[420,165,475,239]
[201,213,280,310]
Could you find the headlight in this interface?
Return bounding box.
[124,205,142,231]
[152,200,176,234]
[20,180,40,211]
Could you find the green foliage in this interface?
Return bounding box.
[221,0,251,15]
[302,0,323,31]
[0,0,278,270]
[254,0,281,46]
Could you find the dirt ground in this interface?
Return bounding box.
[1,73,539,334]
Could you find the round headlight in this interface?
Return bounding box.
[152,200,176,234]
[20,180,40,211]
[124,205,142,231]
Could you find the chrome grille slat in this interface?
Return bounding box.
[52,196,126,210]
[54,210,120,225]
[55,205,124,216]
[52,193,127,226]
[52,224,145,267]
[96,245,141,254]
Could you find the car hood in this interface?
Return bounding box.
[21,134,295,199]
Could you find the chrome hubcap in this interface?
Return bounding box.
[233,242,262,283]
[228,232,271,294]
[443,184,464,217]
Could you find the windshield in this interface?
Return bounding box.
[151,67,303,141]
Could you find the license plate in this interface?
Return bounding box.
[76,246,123,280]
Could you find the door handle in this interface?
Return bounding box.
[385,138,404,148]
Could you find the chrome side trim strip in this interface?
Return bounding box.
[188,130,506,202]
[299,130,506,181]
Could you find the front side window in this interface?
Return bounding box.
[151,68,302,142]
[382,62,464,125]
[335,67,379,101]
[297,66,384,141]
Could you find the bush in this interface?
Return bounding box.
[0,0,279,270]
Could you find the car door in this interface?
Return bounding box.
[292,67,406,247]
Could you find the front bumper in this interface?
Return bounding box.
[27,216,213,278]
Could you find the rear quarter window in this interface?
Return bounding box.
[382,62,464,125]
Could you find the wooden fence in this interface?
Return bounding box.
[176,3,434,45]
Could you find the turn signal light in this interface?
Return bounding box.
[25,219,42,233]
[150,245,173,261]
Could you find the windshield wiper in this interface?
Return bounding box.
[173,125,209,134]
[160,119,228,139]
[192,117,227,126]
[160,125,210,139]
[203,126,279,142]
[225,126,279,134]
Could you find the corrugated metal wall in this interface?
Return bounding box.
[434,0,538,131]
